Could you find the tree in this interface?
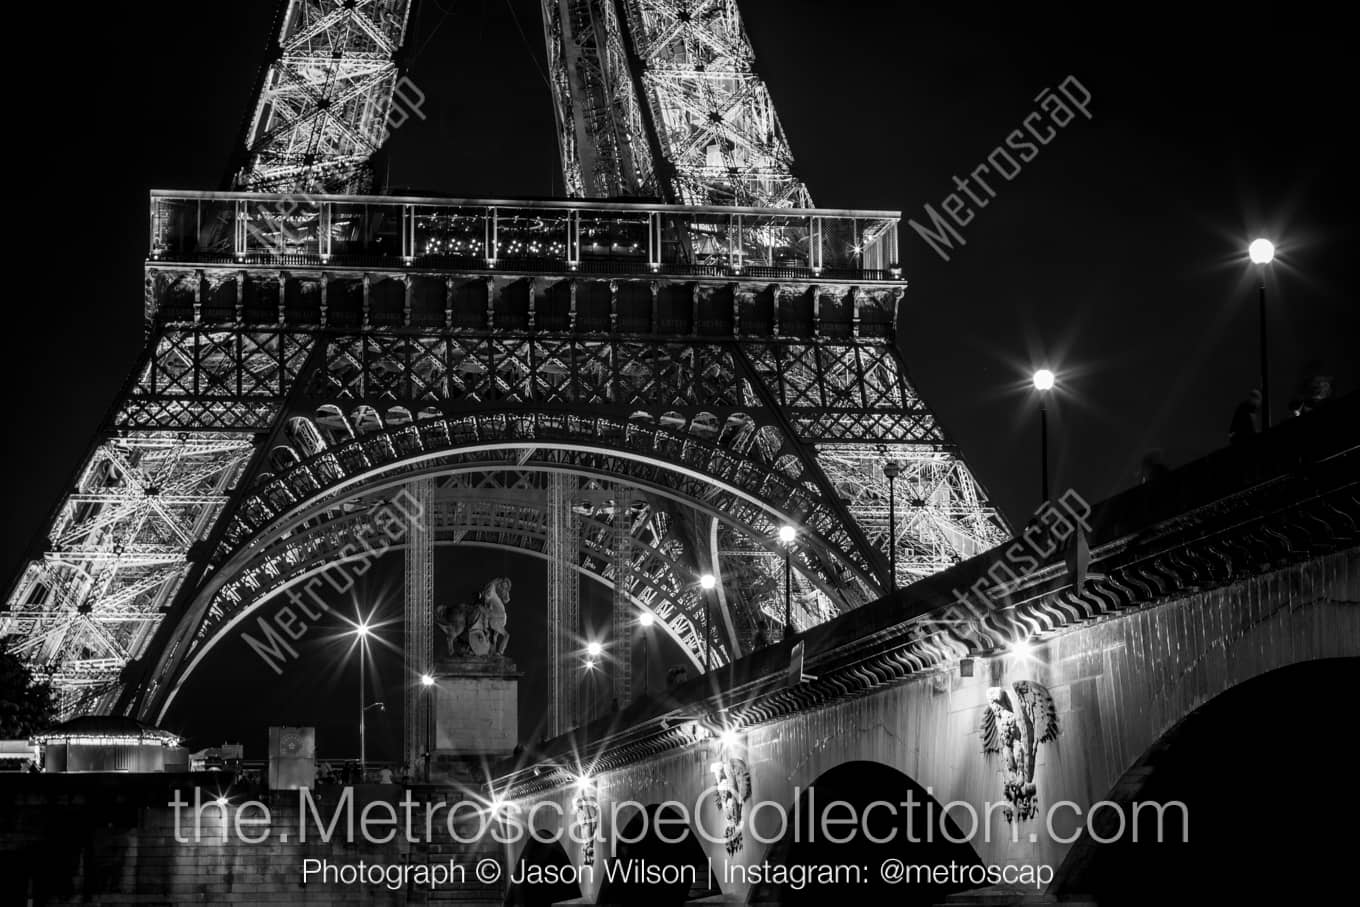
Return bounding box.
[0,641,57,739]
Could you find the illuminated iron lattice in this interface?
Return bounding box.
[543,0,811,207]
[1,1,1007,722]
[235,0,414,194]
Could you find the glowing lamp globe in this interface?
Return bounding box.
[1032,369,1056,392]
[1248,238,1275,265]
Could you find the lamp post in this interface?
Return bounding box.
[883,461,901,590]
[638,612,655,697]
[699,573,716,672]
[353,622,372,778]
[1032,369,1055,502]
[419,673,434,781]
[1249,238,1275,427]
[778,525,796,639]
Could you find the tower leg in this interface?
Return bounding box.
[403,478,434,775]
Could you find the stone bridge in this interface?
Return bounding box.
[488,394,1359,905]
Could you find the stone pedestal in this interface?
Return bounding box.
[426,656,519,783]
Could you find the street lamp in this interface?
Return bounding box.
[777,525,797,638]
[1032,369,1056,502]
[883,461,901,590]
[1249,238,1275,427]
[699,573,716,672]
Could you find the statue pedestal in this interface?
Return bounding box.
[426,656,519,783]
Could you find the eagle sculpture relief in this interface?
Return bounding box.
[980,680,1059,822]
[710,755,752,856]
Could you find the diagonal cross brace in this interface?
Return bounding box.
[730,342,892,595]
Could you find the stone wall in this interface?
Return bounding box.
[0,774,507,905]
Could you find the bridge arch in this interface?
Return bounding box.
[749,759,984,905]
[1050,656,1356,904]
[596,803,717,906]
[504,836,580,907]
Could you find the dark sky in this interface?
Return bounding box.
[3,1,1354,751]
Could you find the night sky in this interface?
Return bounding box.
[3,1,1354,753]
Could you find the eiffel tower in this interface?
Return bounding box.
[0,1,1007,750]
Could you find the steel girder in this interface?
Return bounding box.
[6,255,1005,719]
[543,0,811,207]
[235,0,414,194]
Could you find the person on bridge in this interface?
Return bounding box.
[1138,450,1170,484]
[1229,389,1262,444]
[1289,363,1334,417]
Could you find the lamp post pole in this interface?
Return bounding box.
[1258,280,1271,428]
[1032,369,1055,504]
[419,674,434,781]
[1249,238,1276,428]
[784,548,791,633]
[778,525,796,639]
[705,596,711,673]
[699,574,716,672]
[358,637,366,777]
[637,613,654,697]
[1040,401,1050,502]
[883,462,900,590]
